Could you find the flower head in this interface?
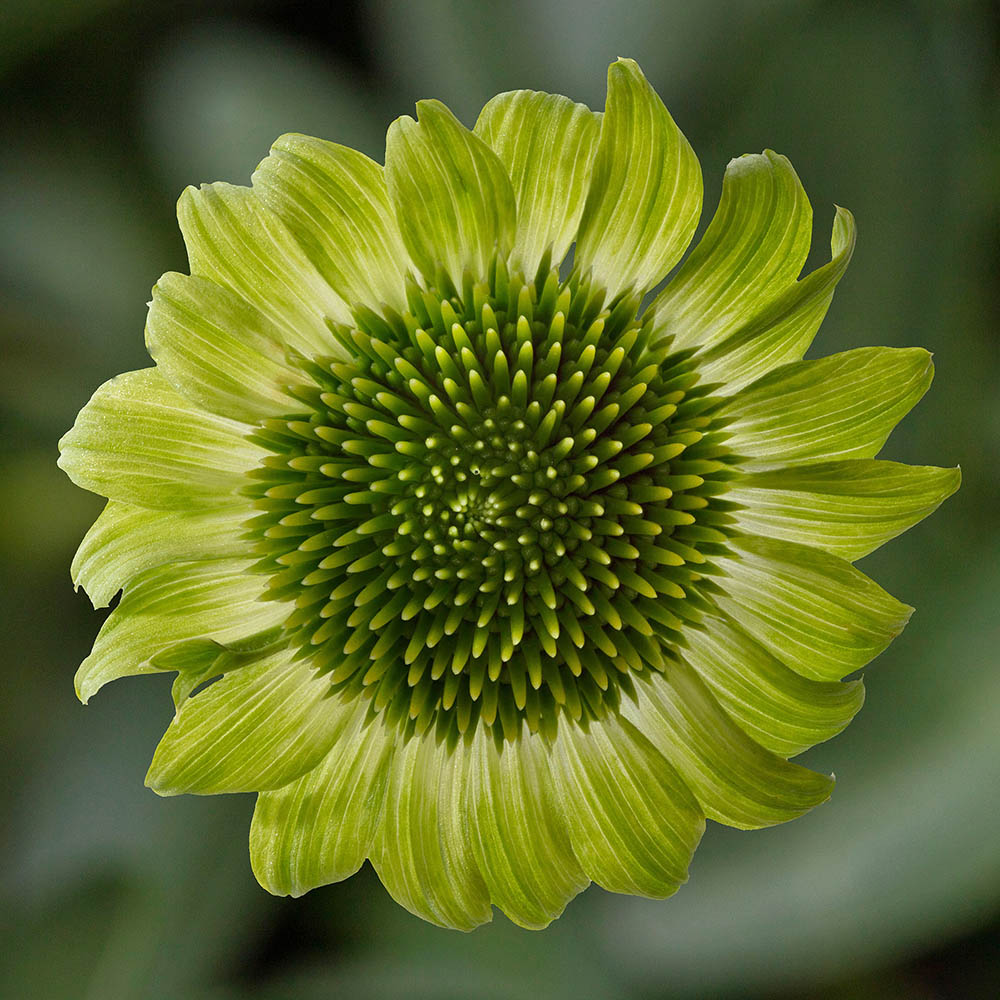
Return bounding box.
[58,58,958,929]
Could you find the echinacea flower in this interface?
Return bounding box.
[58,58,959,930]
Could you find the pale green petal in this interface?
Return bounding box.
[551,712,705,896]
[57,368,266,509]
[252,134,410,312]
[385,99,516,292]
[251,705,393,897]
[75,557,288,703]
[712,535,912,683]
[146,646,347,796]
[719,347,933,470]
[177,182,350,353]
[574,58,702,299]
[682,614,865,757]
[370,732,492,931]
[145,271,303,423]
[726,460,962,561]
[622,662,835,829]
[474,90,600,278]
[72,499,252,609]
[466,725,587,929]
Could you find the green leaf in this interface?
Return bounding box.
[466,725,587,929]
[146,647,349,796]
[57,368,266,509]
[574,58,702,299]
[250,705,393,897]
[252,134,411,313]
[622,662,835,829]
[712,535,912,682]
[550,712,705,897]
[72,499,252,609]
[385,99,516,292]
[370,732,492,931]
[681,613,865,757]
[177,182,350,354]
[726,460,962,561]
[474,89,600,279]
[74,557,288,703]
[718,346,933,470]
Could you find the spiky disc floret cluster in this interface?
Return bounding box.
[247,255,731,741]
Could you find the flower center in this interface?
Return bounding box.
[247,256,732,741]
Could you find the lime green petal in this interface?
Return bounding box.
[551,713,704,898]
[57,368,266,509]
[682,614,865,757]
[385,99,516,292]
[251,705,393,897]
[720,346,933,470]
[146,272,304,423]
[177,182,350,354]
[75,557,288,703]
[713,535,912,683]
[474,89,600,278]
[727,460,962,561]
[466,725,587,929]
[622,663,835,829]
[574,58,702,299]
[72,499,252,609]
[146,646,346,796]
[370,732,492,931]
[252,134,410,313]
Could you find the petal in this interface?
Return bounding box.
[466,725,587,929]
[385,99,516,291]
[718,346,934,470]
[252,134,410,313]
[72,499,252,609]
[550,712,705,897]
[146,272,305,423]
[622,663,835,830]
[370,732,492,931]
[57,368,266,509]
[177,182,350,354]
[712,535,912,683]
[75,557,288,703]
[574,58,702,299]
[146,647,349,796]
[250,704,393,897]
[681,613,865,757]
[726,460,962,561]
[474,89,600,278]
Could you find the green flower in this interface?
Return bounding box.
[58,58,958,930]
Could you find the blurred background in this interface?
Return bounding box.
[1,1,997,997]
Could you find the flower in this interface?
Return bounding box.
[58,57,958,931]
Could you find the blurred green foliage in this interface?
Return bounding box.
[1,2,996,997]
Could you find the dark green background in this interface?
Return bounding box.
[2,1,997,996]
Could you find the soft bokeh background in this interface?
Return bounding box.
[2,1,997,996]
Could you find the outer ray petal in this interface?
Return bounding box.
[385,99,516,292]
[250,705,393,897]
[574,58,702,299]
[621,662,835,829]
[370,732,492,931]
[146,646,348,796]
[712,535,912,683]
[57,368,266,509]
[550,712,705,896]
[726,460,962,561]
[74,557,288,703]
[252,135,411,313]
[474,90,601,278]
[718,346,933,470]
[177,182,350,353]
